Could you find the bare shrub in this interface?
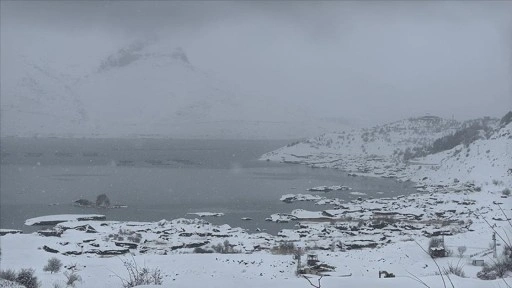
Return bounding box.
[193,247,213,254]
[211,240,236,254]
[127,234,142,243]
[115,256,163,287]
[16,268,40,288]
[0,269,17,282]
[271,242,298,255]
[502,188,511,196]
[476,204,512,280]
[457,246,467,257]
[443,261,466,278]
[64,271,82,287]
[478,256,512,280]
[43,257,63,274]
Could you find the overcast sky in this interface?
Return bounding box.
[2,1,512,126]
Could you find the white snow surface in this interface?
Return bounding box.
[24,214,106,226]
[187,212,225,217]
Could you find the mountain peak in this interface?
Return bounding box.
[171,47,189,64]
[98,40,191,72]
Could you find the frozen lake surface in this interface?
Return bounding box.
[0,138,416,234]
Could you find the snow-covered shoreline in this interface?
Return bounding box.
[1,117,510,287]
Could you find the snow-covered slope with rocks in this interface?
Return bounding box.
[261,116,462,173]
[262,115,510,188]
[406,120,512,187]
[1,40,347,139]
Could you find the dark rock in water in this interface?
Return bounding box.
[96,194,111,207]
[74,199,94,207]
[43,245,59,253]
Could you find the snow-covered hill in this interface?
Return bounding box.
[406,119,512,187]
[261,115,510,187]
[1,40,347,139]
[261,116,462,172]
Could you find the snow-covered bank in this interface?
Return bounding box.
[24,214,106,226]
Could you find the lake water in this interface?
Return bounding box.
[0,138,416,234]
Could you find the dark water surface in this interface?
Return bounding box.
[1,138,416,234]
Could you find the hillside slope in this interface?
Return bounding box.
[262,115,510,187]
[406,120,512,187]
[261,116,462,174]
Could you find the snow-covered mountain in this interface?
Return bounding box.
[1,40,347,139]
[0,56,88,137]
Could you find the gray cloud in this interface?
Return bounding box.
[1,1,511,127]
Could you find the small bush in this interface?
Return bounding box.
[64,271,82,287]
[271,242,298,255]
[502,188,511,196]
[16,268,40,288]
[211,240,237,254]
[193,247,213,254]
[43,257,63,274]
[127,234,142,243]
[457,246,467,257]
[492,179,504,186]
[0,269,17,282]
[428,237,443,249]
[478,256,512,280]
[117,257,163,287]
[443,261,466,278]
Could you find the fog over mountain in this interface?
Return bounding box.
[1,1,511,138]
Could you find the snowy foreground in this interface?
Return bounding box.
[1,117,511,287]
